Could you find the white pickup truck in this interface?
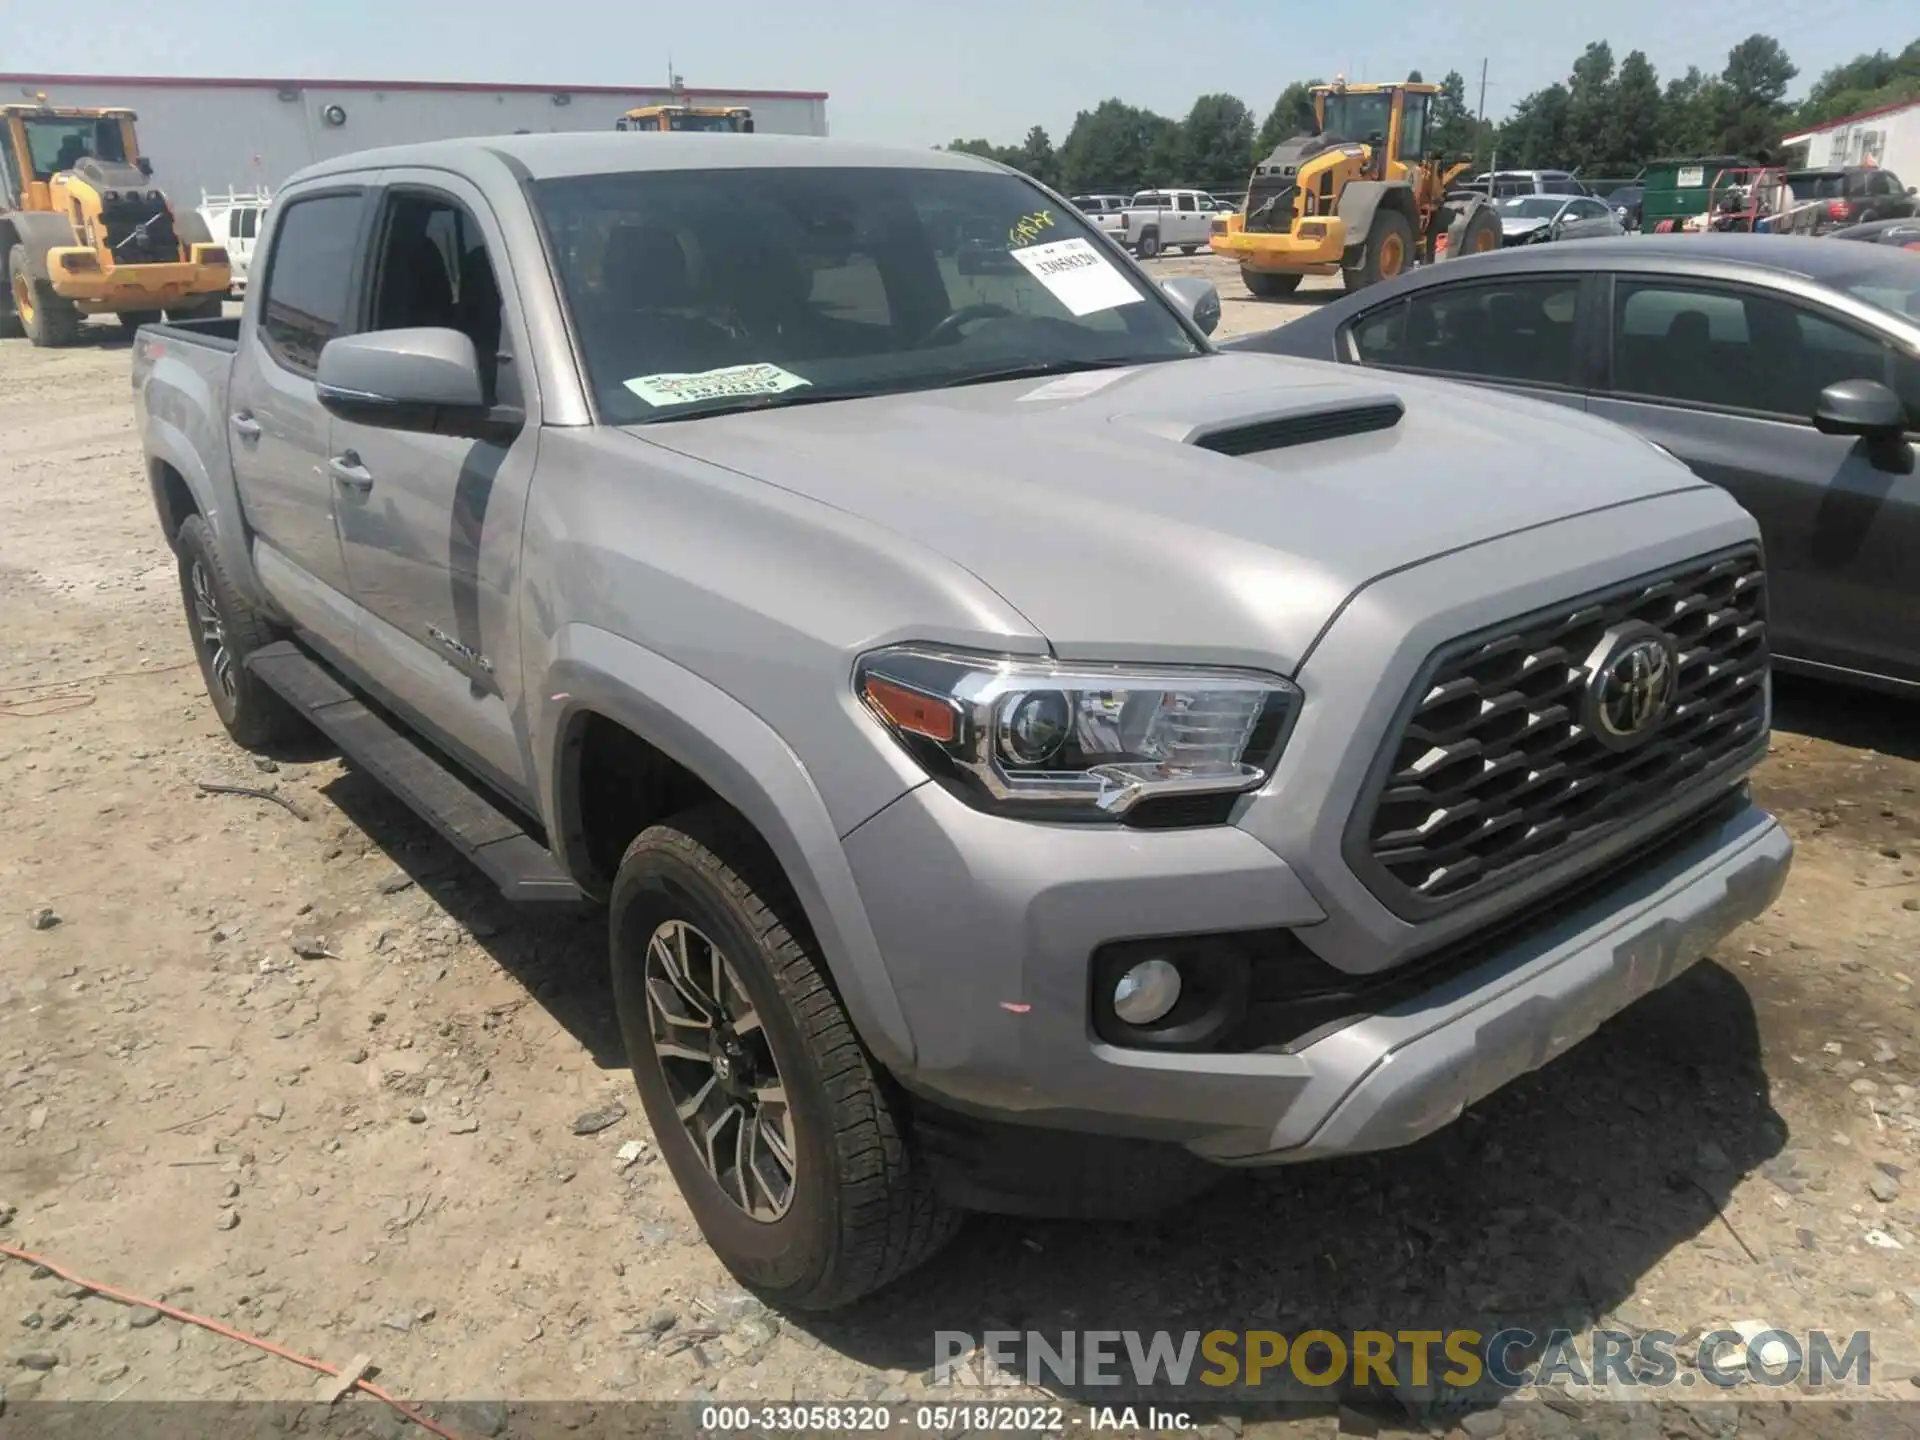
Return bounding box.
[1121,188,1217,258]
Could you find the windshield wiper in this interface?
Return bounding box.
[941,356,1164,390]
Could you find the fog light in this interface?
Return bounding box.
[1112,958,1182,1025]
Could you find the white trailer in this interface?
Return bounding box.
[0,72,830,206]
[1782,98,1920,187]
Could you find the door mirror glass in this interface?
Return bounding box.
[316,327,505,437]
[137,156,153,178]
[1813,377,1906,439]
[1158,275,1221,335]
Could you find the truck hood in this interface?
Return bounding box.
[630,351,1704,672]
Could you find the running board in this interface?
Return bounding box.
[246,641,584,903]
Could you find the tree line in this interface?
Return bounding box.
[942,34,1920,196]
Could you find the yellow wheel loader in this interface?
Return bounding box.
[1,100,230,347]
[1210,78,1501,298]
[615,104,754,133]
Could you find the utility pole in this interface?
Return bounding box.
[1476,58,1494,174]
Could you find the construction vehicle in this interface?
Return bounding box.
[1210,77,1501,298]
[615,104,754,134]
[1,98,229,346]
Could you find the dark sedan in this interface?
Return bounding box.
[1833,217,1920,251]
[1224,236,1920,693]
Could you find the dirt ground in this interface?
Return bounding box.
[4,270,1920,1439]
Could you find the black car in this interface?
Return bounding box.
[1832,216,1920,251]
[1782,167,1916,233]
[1224,235,1920,693]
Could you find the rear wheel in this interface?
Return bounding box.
[1443,203,1502,262]
[610,805,960,1310]
[8,245,82,347]
[174,514,305,750]
[1135,229,1161,259]
[1342,209,1416,292]
[1240,268,1303,299]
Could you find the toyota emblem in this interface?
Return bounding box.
[1584,625,1678,748]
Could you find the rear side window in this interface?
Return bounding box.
[258,193,364,376]
[1361,277,1580,386]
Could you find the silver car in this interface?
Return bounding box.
[1497,193,1625,245]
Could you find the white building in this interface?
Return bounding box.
[1782,97,1920,183]
[0,72,830,204]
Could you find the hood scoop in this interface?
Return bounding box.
[1182,395,1406,458]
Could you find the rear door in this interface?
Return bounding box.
[1339,271,1593,415]
[328,174,537,799]
[1586,275,1920,684]
[227,186,370,652]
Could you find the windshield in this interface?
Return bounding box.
[668,112,747,133]
[536,165,1203,425]
[1499,197,1564,219]
[22,116,127,181]
[1319,91,1392,143]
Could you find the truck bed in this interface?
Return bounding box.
[140,315,241,352]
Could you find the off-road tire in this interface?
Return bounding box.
[0,256,22,339]
[1442,203,1503,263]
[610,805,961,1310]
[117,310,163,338]
[1341,209,1416,292]
[1135,229,1161,259]
[173,514,306,750]
[1241,268,1303,299]
[8,245,82,347]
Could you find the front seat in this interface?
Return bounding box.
[595,224,738,376]
[1661,310,1720,403]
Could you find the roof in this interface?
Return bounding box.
[1422,233,1888,280]
[0,71,827,102]
[1782,94,1920,142]
[290,131,991,185]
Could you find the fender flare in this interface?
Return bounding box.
[1334,181,1413,260]
[539,626,919,1073]
[141,414,264,605]
[1,211,82,279]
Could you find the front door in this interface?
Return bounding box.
[329,177,538,799]
[1587,276,1920,684]
[226,187,368,649]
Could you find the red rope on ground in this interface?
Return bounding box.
[0,1241,463,1439]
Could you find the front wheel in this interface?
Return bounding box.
[1241,268,1303,298]
[610,806,960,1310]
[1342,209,1416,292]
[8,245,81,347]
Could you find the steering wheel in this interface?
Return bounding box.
[920,302,1015,347]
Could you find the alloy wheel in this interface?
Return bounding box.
[189,559,236,702]
[644,918,797,1221]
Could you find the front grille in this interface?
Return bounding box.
[1244,179,1297,233]
[1350,548,1768,917]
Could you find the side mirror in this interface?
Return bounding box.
[316,328,517,441]
[1159,275,1221,336]
[1813,377,1906,441]
[137,156,153,178]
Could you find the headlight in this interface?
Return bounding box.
[855,646,1300,820]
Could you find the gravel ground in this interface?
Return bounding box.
[3,294,1920,1439]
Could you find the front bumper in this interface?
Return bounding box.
[1210,224,1346,269]
[846,780,1788,1161]
[47,255,230,312]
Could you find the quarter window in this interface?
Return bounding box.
[258,193,364,376]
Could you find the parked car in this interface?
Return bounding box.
[134,134,1792,1309]
[1070,193,1129,239]
[1120,188,1215,257]
[1782,167,1917,233]
[1225,234,1920,692]
[1606,183,1645,231]
[1209,194,1242,214]
[1496,193,1624,245]
[197,188,272,296]
[1831,216,1920,251]
[1469,169,1590,198]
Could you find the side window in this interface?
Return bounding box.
[258,193,364,377]
[1611,280,1895,420]
[1543,178,1581,195]
[1396,277,1581,386]
[1176,194,1196,213]
[368,190,505,390]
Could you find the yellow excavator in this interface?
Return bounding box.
[1211,78,1501,297]
[1,98,230,346]
[615,104,754,134]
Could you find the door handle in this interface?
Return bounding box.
[229,412,262,442]
[328,452,374,493]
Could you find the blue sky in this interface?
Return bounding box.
[2,0,1908,146]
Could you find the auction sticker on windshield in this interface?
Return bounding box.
[1009,238,1141,317]
[624,363,812,408]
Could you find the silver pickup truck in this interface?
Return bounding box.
[134,132,1791,1310]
